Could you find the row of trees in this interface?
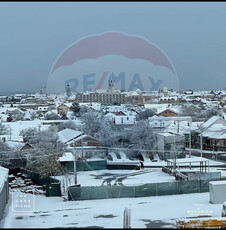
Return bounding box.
[181,104,221,121]
[79,110,157,151]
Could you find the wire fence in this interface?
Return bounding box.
[68,178,221,201]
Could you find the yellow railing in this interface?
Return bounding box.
[177,219,226,228]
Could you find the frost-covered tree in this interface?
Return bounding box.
[71,102,80,116]
[20,127,38,143]
[203,106,221,119]
[96,117,119,147]
[0,122,9,135]
[79,105,93,115]
[30,111,39,120]
[137,108,156,120]
[181,105,202,121]
[10,110,25,121]
[80,110,157,151]
[0,141,24,168]
[129,120,156,150]
[80,111,102,137]
[44,112,61,120]
[58,120,79,132]
[181,104,221,121]
[21,127,66,178]
[26,148,63,178]
[60,112,68,120]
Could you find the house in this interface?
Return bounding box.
[57,103,72,115]
[67,134,103,148]
[157,108,178,117]
[58,128,106,159]
[199,116,226,151]
[105,112,136,126]
[148,115,192,132]
[58,128,83,145]
[6,141,34,151]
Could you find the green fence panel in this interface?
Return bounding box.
[157,182,178,196]
[135,183,156,197]
[112,186,135,198]
[90,186,113,199]
[67,178,222,201]
[80,186,92,200]
[178,180,200,194]
[68,185,81,201]
[200,180,210,193]
[46,183,61,197]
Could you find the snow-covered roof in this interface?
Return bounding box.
[58,152,74,162]
[157,107,179,115]
[202,123,226,139]
[144,103,181,115]
[63,103,72,108]
[67,134,100,145]
[58,128,82,143]
[4,120,50,141]
[6,140,24,149]
[201,116,223,129]
[209,181,226,186]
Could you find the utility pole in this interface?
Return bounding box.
[81,123,84,159]
[200,128,203,158]
[73,139,77,185]
[189,121,191,158]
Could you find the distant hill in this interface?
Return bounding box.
[0,90,36,96]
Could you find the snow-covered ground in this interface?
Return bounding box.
[54,168,176,191]
[1,191,223,228]
[54,166,226,196]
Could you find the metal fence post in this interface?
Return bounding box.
[155,183,157,196]
[123,207,131,228]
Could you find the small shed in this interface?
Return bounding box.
[209,181,226,204]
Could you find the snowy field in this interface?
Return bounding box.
[54,168,176,190]
[1,191,223,228]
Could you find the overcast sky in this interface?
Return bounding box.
[0,2,226,93]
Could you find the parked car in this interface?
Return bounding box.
[222,202,226,217]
